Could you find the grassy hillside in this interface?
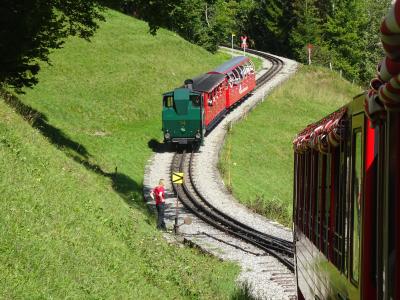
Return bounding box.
[219,66,361,226]
[0,9,242,298]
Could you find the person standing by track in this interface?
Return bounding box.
[150,179,167,231]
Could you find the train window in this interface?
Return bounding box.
[164,95,174,108]
[333,147,345,271]
[307,152,314,238]
[311,151,319,243]
[295,153,301,227]
[232,69,240,84]
[315,153,324,248]
[303,152,311,237]
[351,128,362,286]
[190,95,201,107]
[323,154,332,256]
[297,154,303,227]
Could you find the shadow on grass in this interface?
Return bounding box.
[1,89,150,216]
[1,90,89,159]
[147,138,176,153]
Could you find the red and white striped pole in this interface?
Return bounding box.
[241,36,248,55]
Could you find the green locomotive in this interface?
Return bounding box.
[162,80,204,144]
[162,56,256,144]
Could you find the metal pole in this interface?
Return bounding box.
[231,34,234,57]
[174,195,179,234]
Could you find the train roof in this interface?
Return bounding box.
[192,73,226,93]
[210,56,250,74]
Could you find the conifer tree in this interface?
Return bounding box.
[358,0,391,83]
[290,0,322,63]
[246,0,292,55]
[321,0,367,81]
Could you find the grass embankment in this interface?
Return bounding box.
[0,9,242,298]
[219,66,361,226]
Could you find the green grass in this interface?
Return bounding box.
[250,55,263,71]
[0,9,241,298]
[219,65,361,226]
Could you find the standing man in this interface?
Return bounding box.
[150,179,166,231]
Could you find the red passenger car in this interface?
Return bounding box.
[191,73,227,129]
[208,55,256,108]
[292,2,400,299]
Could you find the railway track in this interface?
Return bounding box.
[172,148,294,271]
[233,46,284,89]
[169,50,294,272]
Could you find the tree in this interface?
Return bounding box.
[321,0,367,81]
[0,0,104,92]
[245,0,293,55]
[357,0,391,83]
[290,0,322,63]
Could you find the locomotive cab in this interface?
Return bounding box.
[162,88,203,144]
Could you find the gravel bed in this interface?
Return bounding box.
[143,50,298,300]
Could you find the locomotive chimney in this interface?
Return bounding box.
[184,79,193,91]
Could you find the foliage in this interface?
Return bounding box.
[289,0,391,84]
[0,0,104,92]
[290,0,322,64]
[256,0,292,54]
[321,0,367,81]
[357,0,391,83]
[128,0,391,85]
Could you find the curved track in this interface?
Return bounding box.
[172,148,294,271]
[170,51,294,272]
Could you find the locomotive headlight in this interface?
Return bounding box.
[164,132,171,140]
[195,131,201,139]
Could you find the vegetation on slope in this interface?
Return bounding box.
[219,65,361,226]
[0,9,242,298]
[128,0,390,84]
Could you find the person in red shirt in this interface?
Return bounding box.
[150,179,166,231]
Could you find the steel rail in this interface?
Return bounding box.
[187,147,293,251]
[172,150,294,271]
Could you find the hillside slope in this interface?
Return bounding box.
[219,66,361,226]
[0,9,240,298]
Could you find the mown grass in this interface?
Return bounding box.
[219,65,361,226]
[0,9,241,298]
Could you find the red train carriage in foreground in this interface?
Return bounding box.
[293,2,400,299]
[162,56,255,144]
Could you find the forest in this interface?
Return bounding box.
[128,0,391,85]
[0,0,391,90]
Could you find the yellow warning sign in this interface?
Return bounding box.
[172,172,184,184]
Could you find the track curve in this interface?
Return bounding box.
[172,148,294,271]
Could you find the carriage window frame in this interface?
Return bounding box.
[333,145,345,271]
[315,153,324,249]
[232,69,240,84]
[321,153,331,256]
[303,152,309,234]
[350,119,363,287]
[164,95,174,108]
[311,151,319,244]
[298,154,304,228]
[190,94,201,107]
